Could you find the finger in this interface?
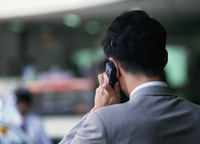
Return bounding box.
[95,87,99,93]
[114,82,120,100]
[98,73,104,86]
[103,73,109,87]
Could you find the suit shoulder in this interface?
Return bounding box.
[92,102,131,121]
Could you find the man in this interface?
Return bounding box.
[3,88,52,144]
[60,10,200,144]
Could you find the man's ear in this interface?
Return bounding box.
[109,57,120,78]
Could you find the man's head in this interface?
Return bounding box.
[15,88,32,116]
[102,10,167,77]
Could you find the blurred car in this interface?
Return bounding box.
[27,78,95,115]
[26,77,95,143]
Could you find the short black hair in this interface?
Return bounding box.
[15,88,32,104]
[102,10,167,77]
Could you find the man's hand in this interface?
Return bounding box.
[91,73,120,112]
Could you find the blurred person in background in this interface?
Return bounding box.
[59,10,200,144]
[2,88,52,144]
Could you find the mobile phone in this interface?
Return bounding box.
[105,61,118,88]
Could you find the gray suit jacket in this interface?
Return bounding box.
[59,86,200,144]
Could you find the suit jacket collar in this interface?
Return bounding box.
[130,85,174,100]
[130,81,168,99]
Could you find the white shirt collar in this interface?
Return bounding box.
[130,81,168,99]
